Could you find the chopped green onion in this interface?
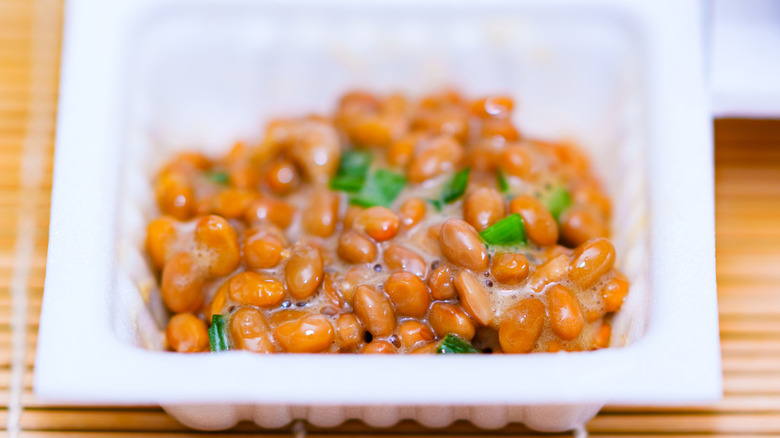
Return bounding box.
[496,169,509,193]
[349,196,375,208]
[479,213,527,246]
[375,169,406,202]
[330,150,372,192]
[206,171,230,185]
[338,150,372,177]
[208,314,231,352]
[350,169,407,208]
[441,168,470,204]
[329,174,365,192]
[544,186,572,221]
[428,199,443,212]
[436,334,481,354]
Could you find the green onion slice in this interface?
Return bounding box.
[206,171,230,185]
[436,334,481,354]
[208,314,231,352]
[441,168,471,204]
[428,199,443,212]
[544,186,572,221]
[496,169,509,193]
[349,169,407,208]
[330,150,372,192]
[479,213,527,246]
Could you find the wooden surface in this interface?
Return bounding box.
[3,0,780,436]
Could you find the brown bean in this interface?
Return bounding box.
[410,342,439,354]
[509,195,558,246]
[211,189,257,220]
[569,238,616,289]
[466,142,502,172]
[228,162,262,191]
[336,313,363,352]
[165,151,211,172]
[361,340,397,354]
[499,145,532,179]
[207,282,228,322]
[289,121,341,183]
[399,198,426,228]
[155,172,195,220]
[230,307,275,353]
[529,254,570,292]
[428,265,457,300]
[343,206,363,229]
[285,245,324,300]
[245,198,296,229]
[429,302,476,341]
[416,105,470,142]
[161,252,205,313]
[269,309,307,326]
[341,266,372,305]
[480,117,519,141]
[602,272,629,313]
[384,272,431,318]
[545,245,574,259]
[420,89,463,108]
[408,136,463,183]
[243,229,284,269]
[353,285,396,337]
[194,215,241,276]
[146,216,178,269]
[491,253,529,285]
[337,230,377,264]
[559,205,609,247]
[166,313,209,353]
[265,159,300,195]
[453,270,495,326]
[348,114,406,148]
[387,133,420,167]
[338,90,378,115]
[593,323,612,349]
[354,206,400,242]
[499,298,545,354]
[585,303,607,323]
[547,341,565,353]
[547,284,584,341]
[439,219,488,271]
[463,187,505,231]
[397,320,435,350]
[228,271,286,308]
[550,140,590,173]
[471,95,514,118]
[274,314,335,353]
[382,92,409,113]
[320,274,344,315]
[262,118,297,151]
[383,244,426,278]
[573,183,612,218]
[302,188,340,237]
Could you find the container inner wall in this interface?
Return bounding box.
[114,4,650,351]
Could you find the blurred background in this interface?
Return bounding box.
[1,0,779,436]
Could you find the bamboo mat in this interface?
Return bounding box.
[3,0,780,436]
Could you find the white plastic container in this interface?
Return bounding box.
[36,0,720,432]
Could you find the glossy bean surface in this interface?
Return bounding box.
[439,219,488,271]
[274,314,335,353]
[166,313,209,353]
[499,298,545,354]
[353,285,396,337]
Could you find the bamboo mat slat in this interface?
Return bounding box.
[3,0,780,436]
